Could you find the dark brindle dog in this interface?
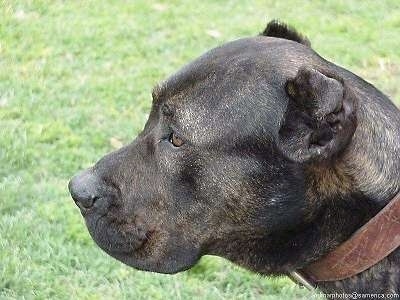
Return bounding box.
[69,21,400,294]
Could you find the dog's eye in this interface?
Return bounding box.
[169,132,184,147]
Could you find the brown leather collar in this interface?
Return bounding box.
[290,191,400,288]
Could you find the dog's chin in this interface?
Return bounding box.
[106,248,200,274]
[83,213,201,274]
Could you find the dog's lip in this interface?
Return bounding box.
[127,228,156,254]
[106,227,157,256]
[79,210,154,254]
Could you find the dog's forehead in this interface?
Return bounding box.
[154,37,314,99]
[153,36,316,143]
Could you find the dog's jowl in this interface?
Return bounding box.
[69,21,400,294]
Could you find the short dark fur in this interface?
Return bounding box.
[69,21,400,294]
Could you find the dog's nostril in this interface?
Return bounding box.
[78,194,98,209]
[68,169,102,210]
[70,188,98,210]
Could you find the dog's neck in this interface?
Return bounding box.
[222,93,400,291]
[294,92,400,292]
[342,88,400,206]
[286,90,400,254]
[285,84,400,273]
[210,92,400,292]
[299,90,400,258]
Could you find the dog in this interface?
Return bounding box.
[69,21,400,294]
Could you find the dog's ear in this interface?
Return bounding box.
[278,67,358,163]
[261,20,311,47]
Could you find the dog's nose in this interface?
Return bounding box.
[68,169,102,210]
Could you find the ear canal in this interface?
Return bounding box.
[279,67,358,163]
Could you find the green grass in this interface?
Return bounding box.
[1,1,399,299]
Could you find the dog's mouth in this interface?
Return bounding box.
[79,210,202,274]
[83,212,157,257]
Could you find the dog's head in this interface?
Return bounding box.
[69,21,357,274]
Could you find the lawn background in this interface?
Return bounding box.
[1,1,399,299]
